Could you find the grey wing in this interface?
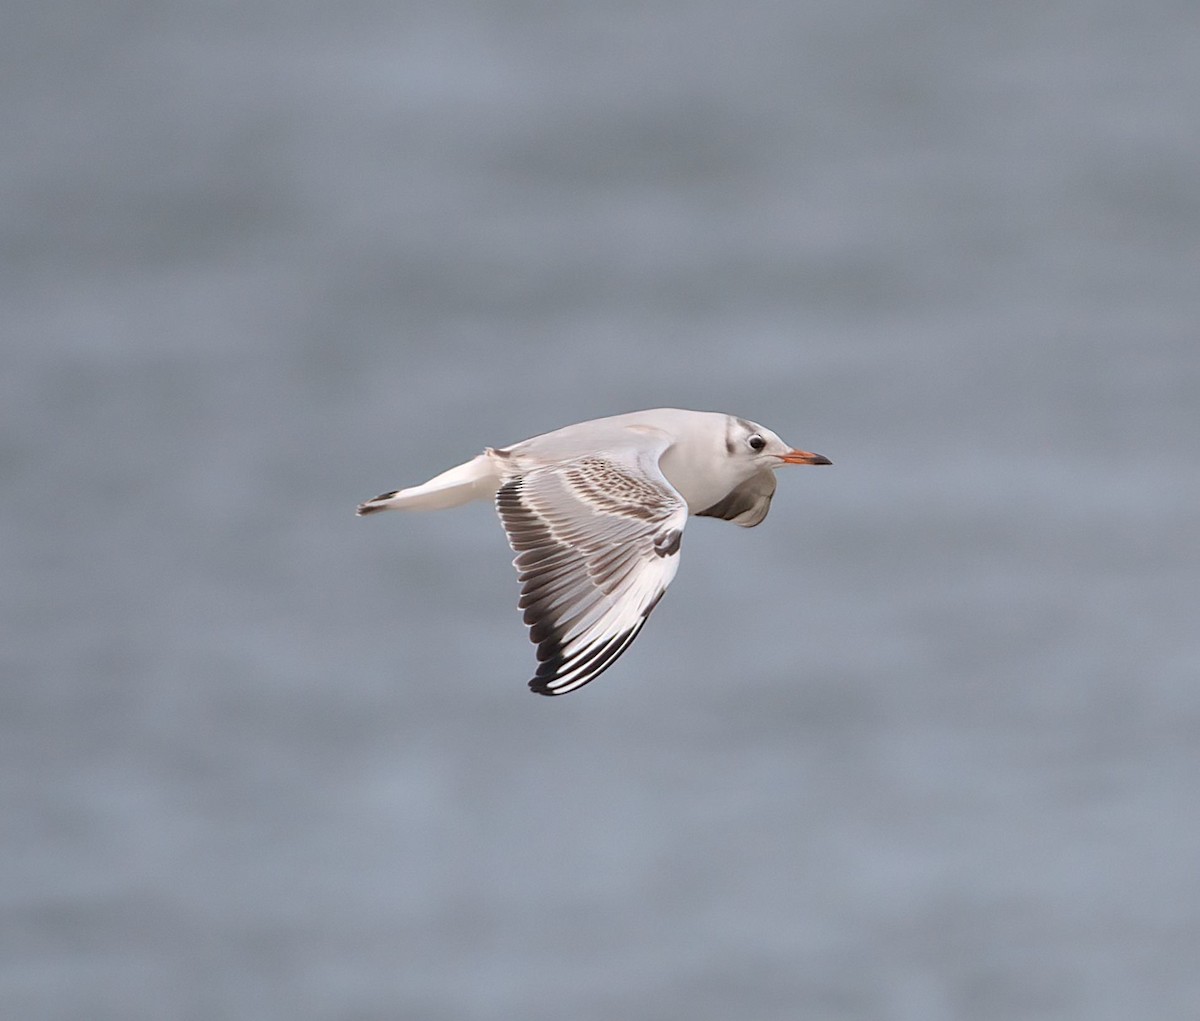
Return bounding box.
[695,469,777,527]
[495,451,689,695]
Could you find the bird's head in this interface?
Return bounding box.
[726,417,832,474]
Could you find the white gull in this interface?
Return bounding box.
[357,408,830,695]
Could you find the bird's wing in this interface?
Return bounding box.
[695,468,777,527]
[495,446,688,695]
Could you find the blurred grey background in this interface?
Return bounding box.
[4,2,1199,1019]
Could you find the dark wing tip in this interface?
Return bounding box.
[525,623,644,696]
[528,678,563,697]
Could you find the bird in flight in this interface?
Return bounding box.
[357,408,830,695]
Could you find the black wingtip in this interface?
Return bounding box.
[524,624,644,696]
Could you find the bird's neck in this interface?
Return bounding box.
[659,438,743,514]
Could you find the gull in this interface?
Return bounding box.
[357,408,830,696]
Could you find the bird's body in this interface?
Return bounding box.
[357,408,829,695]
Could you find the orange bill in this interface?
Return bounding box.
[779,449,832,465]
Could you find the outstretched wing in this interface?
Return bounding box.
[495,450,688,696]
[695,469,777,527]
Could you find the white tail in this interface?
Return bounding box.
[356,453,501,515]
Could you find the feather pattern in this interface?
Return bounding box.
[495,448,688,695]
[357,408,832,695]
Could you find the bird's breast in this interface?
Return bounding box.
[658,445,742,514]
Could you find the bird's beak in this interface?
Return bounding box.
[779,448,832,466]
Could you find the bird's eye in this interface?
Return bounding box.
[747,434,766,452]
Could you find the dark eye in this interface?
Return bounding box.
[747,434,766,452]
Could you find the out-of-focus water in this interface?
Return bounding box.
[4,3,1199,1019]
